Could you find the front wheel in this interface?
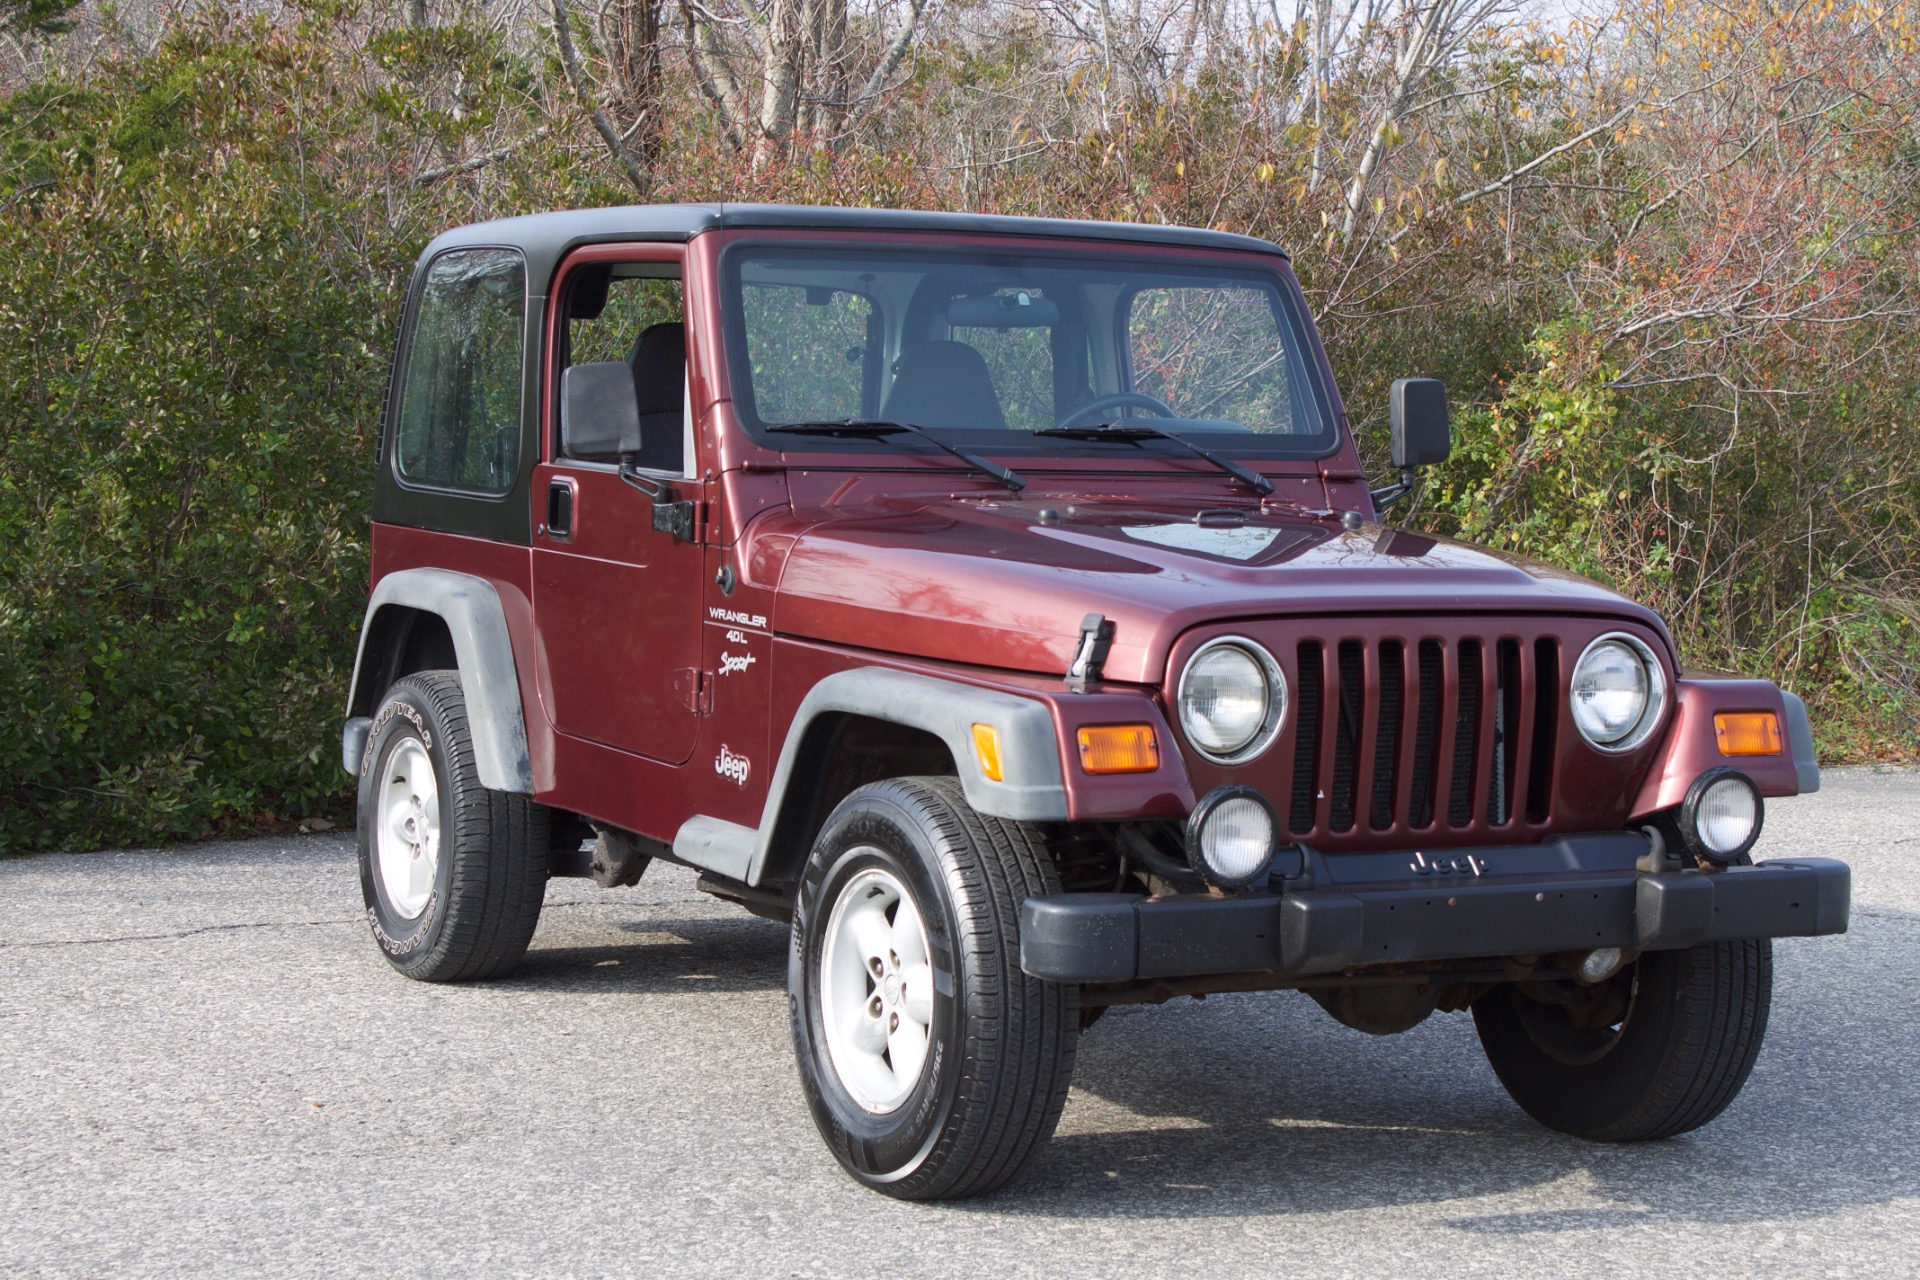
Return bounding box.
[789,777,1079,1200]
[1473,939,1772,1141]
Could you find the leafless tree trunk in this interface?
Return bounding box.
[603,0,665,165]
[1339,0,1503,241]
[550,0,652,195]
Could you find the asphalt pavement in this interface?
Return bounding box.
[3,768,1917,1279]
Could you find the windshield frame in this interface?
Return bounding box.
[715,234,1344,464]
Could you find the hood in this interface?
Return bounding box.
[766,496,1663,685]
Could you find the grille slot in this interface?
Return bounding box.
[1368,640,1404,830]
[1408,640,1444,829]
[1275,626,1560,845]
[1448,640,1482,827]
[1288,641,1324,834]
[1493,639,1522,826]
[1527,638,1559,822]
[1329,640,1365,832]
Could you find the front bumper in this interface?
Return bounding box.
[1019,832,1850,984]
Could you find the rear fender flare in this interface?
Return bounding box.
[342,568,532,794]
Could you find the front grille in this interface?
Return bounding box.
[1282,628,1560,842]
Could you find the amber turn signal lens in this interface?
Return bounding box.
[1077,724,1160,774]
[1714,712,1783,756]
[971,724,1005,781]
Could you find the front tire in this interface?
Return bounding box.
[789,777,1079,1200]
[356,671,549,982]
[1473,939,1772,1141]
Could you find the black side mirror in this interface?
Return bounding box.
[1390,377,1450,469]
[560,362,642,461]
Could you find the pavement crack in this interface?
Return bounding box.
[0,918,359,950]
[1853,907,1920,926]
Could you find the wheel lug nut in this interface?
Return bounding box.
[869,958,884,977]
[869,995,883,1018]
[889,1012,899,1032]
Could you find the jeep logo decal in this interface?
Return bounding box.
[715,744,751,786]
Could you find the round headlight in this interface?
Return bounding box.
[1178,639,1284,763]
[1680,768,1763,864]
[1185,786,1279,889]
[1570,634,1666,752]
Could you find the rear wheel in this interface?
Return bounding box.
[356,671,549,982]
[789,777,1079,1200]
[1473,939,1772,1141]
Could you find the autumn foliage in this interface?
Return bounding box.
[1,0,1915,852]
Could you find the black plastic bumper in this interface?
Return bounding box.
[1018,832,1851,984]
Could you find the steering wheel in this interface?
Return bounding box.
[1054,392,1177,430]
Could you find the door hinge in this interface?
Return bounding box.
[652,496,699,543]
[673,667,715,715]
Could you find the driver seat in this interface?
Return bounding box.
[880,341,1009,430]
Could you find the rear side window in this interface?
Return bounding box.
[393,248,526,494]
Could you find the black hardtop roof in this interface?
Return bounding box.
[421,203,1289,290]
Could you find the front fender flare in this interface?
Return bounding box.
[736,668,1068,885]
[342,568,532,794]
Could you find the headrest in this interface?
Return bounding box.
[880,340,1008,431]
[629,322,687,417]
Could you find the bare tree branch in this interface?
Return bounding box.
[550,0,651,195]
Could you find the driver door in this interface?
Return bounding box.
[531,249,705,765]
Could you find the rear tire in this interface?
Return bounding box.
[789,777,1079,1200]
[1473,939,1772,1141]
[356,671,549,982]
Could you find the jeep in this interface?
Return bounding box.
[343,204,1849,1200]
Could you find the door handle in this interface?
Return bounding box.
[545,478,576,541]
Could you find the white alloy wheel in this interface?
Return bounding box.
[376,738,442,919]
[819,862,936,1113]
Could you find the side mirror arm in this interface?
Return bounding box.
[618,456,673,502]
[1370,465,1420,511]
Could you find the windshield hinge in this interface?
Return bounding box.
[1065,613,1115,692]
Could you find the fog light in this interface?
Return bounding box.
[1184,786,1278,890]
[1577,947,1626,985]
[1679,768,1763,865]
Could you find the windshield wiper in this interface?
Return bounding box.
[1034,424,1275,496]
[763,419,1027,492]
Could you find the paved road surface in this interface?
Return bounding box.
[3,769,1916,1278]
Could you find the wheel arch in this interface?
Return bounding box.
[743,668,1069,887]
[342,568,532,794]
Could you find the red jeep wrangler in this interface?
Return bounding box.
[344,204,1848,1199]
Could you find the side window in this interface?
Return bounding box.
[393,248,526,493]
[568,275,683,365]
[563,271,685,472]
[741,283,873,423]
[1126,285,1298,433]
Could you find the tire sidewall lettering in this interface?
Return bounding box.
[357,688,455,963]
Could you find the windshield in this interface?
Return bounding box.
[721,244,1338,459]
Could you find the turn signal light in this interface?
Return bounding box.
[1077,724,1160,774]
[1714,712,1783,756]
[971,724,1005,781]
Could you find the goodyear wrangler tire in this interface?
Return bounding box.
[356,671,549,982]
[1472,939,1773,1141]
[789,777,1079,1200]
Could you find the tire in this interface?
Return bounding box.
[356,671,550,982]
[789,777,1079,1200]
[1473,939,1772,1141]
